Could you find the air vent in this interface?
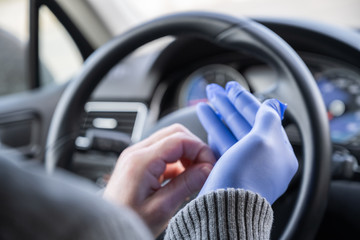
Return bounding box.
[80,102,147,143]
[81,111,137,135]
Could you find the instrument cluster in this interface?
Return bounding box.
[177,55,360,146]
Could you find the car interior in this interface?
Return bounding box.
[0,0,360,239]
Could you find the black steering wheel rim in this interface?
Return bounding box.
[45,12,331,240]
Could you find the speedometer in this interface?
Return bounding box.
[316,68,360,145]
[178,64,249,107]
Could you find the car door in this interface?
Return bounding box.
[0,0,88,162]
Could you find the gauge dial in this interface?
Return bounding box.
[316,68,360,144]
[179,64,249,107]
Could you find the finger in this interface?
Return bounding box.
[226,81,261,126]
[196,102,237,155]
[252,99,287,135]
[129,123,193,151]
[150,162,213,218]
[207,84,251,140]
[145,130,216,180]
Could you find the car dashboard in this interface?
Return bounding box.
[78,28,360,164]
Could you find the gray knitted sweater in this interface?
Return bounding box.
[165,189,273,240]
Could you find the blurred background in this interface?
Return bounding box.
[0,0,359,86]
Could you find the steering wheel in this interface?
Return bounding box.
[45,12,331,240]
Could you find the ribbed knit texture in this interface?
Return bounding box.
[165,188,273,240]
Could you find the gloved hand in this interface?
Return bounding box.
[196,81,298,204]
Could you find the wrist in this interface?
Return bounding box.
[166,188,273,239]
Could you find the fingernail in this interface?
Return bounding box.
[206,84,225,100]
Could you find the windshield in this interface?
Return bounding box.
[89,0,360,36]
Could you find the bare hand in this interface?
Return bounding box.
[103,124,216,236]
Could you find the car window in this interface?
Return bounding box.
[0,0,28,96]
[0,0,83,97]
[90,0,360,37]
[39,5,83,85]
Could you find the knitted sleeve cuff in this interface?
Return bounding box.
[165,188,273,240]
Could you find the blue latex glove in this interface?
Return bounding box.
[196,81,298,204]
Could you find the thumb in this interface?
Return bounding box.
[153,163,213,212]
[252,99,287,134]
